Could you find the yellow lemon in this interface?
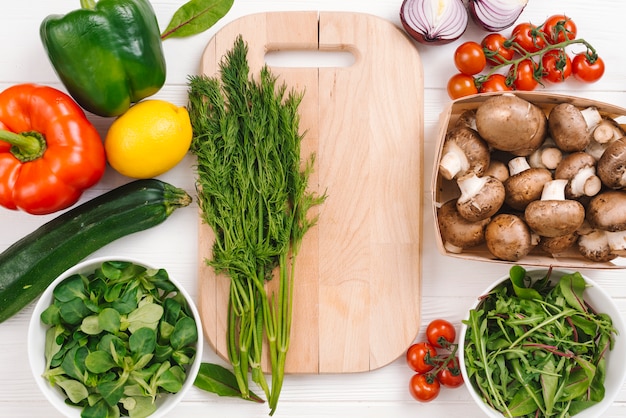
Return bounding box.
[105,100,193,179]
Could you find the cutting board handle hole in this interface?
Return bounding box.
[265,50,356,68]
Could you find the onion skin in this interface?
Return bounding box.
[467,0,528,32]
[400,0,469,45]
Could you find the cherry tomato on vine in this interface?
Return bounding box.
[406,342,437,374]
[511,22,546,53]
[509,59,539,91]
[542,49,572,83]
[409,373,441,402]
[572,53,605,83]
[447,73,478,99]
[481,33,514,66]
[542,14,577,44]
[454,41,487,75]
[426,319,456,348]
[479,74,512,93]
[437,358,464,388]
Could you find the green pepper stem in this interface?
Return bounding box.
[80,0,97,10]
[0,130,46,162]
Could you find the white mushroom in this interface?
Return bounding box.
[597,137,626,189]
[437,199,491,254]
[485,213,539,261]
[438,127,490,181]
[524,179,586,238]
[554,152,602,198]
[455,173,505,222]
[503,156,553,211]
[548,103,602,152]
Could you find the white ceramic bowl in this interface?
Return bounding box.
[28,256,203,418]
[459,268,626,418]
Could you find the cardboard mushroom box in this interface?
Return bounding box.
[432,91,626,269]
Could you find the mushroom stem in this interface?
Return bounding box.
[540,179,568,201]
[569,166,602,198]
[580,106,602,131]
[439,141,469,180]
[606,230,626,256]
[457,173,488,201]
[529,145,562,170]
[593,118,623,144]
[508,156,531,176]
[578,230,617,262]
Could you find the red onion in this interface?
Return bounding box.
[467,0,528,32]
[400,0,469,45]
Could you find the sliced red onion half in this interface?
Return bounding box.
[468,0,528,32]
[400,0,469,45]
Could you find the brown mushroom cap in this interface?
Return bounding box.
[525,199,585,238]
[484,160,509,183]
[539,232,578,255]
[475,94,547,156]
[504,158,553,211]
[554,152,602,198]
[524,179,586,238]
[548,103,600,152]
[485,213,537,261]
[456,174,505,222]
[597,137,626,189]
[439,127,491,180]
[437,199,490,253]
[586,190,626,232]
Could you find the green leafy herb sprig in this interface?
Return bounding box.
[40,260,198,418]
[187,35,326,415]
[463,265,616,417]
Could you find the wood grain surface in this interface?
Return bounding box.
[196,11,424,374]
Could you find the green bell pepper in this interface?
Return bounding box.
[40,0,166,117]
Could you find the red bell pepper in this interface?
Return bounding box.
[0,84,106,215]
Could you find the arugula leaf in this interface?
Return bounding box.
[462,265,616,417]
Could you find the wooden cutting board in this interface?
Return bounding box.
[197,11,423,374]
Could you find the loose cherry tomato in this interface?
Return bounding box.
[542,14,577,44]
[447,73,478,99]
[481,33,514,66]
[409,373,441,402]
[542,49,572,83]
[454,41,487,75]
[479,74,512,93]
[426,319,456,348]
[509,59,539,91]
[572,53,605,83]
[437,357,464,388]
[511,22,546,53]
[406,342,437,374]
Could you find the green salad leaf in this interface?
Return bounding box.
[40,261,198,418]
[463,266,617,418]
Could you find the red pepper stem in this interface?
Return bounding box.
[0,130,47,162]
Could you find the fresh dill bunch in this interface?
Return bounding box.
[187,35,326,414]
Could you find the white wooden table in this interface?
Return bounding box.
[1,1,625,416]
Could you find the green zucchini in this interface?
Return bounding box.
[0,179,192,323]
